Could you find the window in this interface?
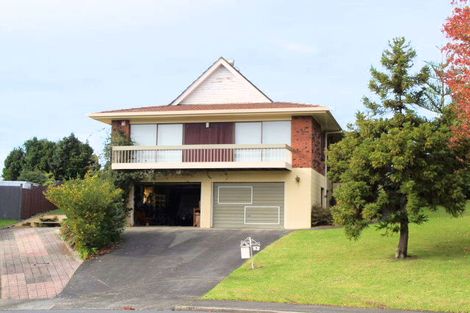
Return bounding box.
[130,123,183,162]
[156,124,183,162]
[235,121,291,145]
[235,122,262,144]
[157,124,183,145]
[235,122,262,161]
[131,124,157,146]
[262,121,291,145]
[234,121,291,162]
[262,121,291,161]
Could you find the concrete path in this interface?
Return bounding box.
[53,227,286,310]
[0,228,81,301]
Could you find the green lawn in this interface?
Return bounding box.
[0,219,17,228]
[47,208,65,215]
[205,203,470,313]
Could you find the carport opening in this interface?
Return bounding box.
[134,183,201,227]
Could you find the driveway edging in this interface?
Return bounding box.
[173,301,440,313]
[174,304,302,313]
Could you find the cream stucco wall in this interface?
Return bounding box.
[311,169,327,207]
[126,184,135,226]
[126,168,326,229]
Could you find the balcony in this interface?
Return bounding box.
[111,144,292,170]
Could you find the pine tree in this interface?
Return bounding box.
[328,37,467,258]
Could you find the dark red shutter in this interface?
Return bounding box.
[183,123,234,162]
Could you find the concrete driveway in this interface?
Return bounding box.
[53,227,286,310]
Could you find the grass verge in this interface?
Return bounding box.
[46,208,65,215]
[204,203,470,313]
[0,219,17,229]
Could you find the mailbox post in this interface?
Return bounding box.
[240,237,261,269]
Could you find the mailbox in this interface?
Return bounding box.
[241,245,251,259]
[240,237,261,260]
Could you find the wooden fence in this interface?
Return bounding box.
[0,184,57,220]
[20,185,57,219]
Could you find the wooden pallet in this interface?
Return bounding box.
[21,214,66,228]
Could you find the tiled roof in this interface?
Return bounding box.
[99,102,322,114]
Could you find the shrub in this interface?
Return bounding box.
[311,205,333,227]
[45,174,128,259]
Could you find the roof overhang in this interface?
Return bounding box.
[89,106,342,131]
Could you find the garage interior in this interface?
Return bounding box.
[134,183,201,226]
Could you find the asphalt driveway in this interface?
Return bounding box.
[53,227,286,310]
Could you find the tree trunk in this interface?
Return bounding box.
[395,219,409,259]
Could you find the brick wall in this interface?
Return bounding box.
[111,120,130,140]
[291,116,313,168]
[311,118,325,174]
[291,116,325,173]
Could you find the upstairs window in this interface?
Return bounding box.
[130,124,183,146]
[235,122,262,144]
[131,124,157,146]
[130,124,183,162]
[234,121,291,162]
[262,121,291,145]
[157,124,183,162]
[235,121,291,145]
[157,124,183,146]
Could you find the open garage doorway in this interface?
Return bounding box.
[134,183,201,227]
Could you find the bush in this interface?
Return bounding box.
[45,174,128,259]
[311,205,333,227]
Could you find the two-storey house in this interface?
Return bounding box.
[90,57,341,229]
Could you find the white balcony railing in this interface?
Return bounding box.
[111,144,292,170]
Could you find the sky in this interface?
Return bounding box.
[0,0,452,175]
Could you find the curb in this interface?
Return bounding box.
[174,305,304,313]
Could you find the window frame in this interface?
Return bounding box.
[234,120,291,145]
[130,123,184,146]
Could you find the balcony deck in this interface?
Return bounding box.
[111,144,292,170]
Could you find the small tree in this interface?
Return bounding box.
[328,37,467,258]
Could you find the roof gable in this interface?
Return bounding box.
[171,57,272,105]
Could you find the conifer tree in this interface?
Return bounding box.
[328,37,467,258]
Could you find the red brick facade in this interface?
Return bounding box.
[291,116,325,173]
[311,118,325,174]
[111,120,130,140]
[291,116,313,168]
